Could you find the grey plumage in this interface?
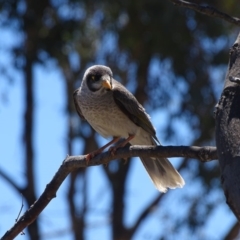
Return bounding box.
[73,65,185,192]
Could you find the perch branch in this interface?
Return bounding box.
[168,0,240,26]
[1,145,217,240]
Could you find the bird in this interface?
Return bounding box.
[73,65,185,192]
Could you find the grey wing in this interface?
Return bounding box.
[112,80,159,143]
[73,89,86,120]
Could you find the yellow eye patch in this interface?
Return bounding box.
[91,76,95,81]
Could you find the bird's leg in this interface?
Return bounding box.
[86,137,121,164]
[109,134,135,156]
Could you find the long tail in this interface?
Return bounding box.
[130,129,185,192]
[140,156,185,192]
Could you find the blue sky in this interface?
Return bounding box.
[0,27,237,239]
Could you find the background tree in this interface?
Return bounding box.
[0,0,239,239]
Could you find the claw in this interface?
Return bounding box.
[85,137,121,165]
[109,146,117,156]
[86,153,94,165]
[108,134,135,155]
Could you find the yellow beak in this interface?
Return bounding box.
[102,79,112,90]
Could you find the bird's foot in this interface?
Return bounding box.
[85,137,121,164]
[108,134,135,156]
[109,146,117,156]
[85,153,94,165]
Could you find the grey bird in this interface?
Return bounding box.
[73,65,185,192]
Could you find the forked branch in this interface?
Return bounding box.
[1,145,217,240]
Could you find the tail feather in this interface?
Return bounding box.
[130,129,185,192]
[140,157,185,192]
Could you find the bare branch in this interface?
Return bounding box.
[1,159,71,240]
[129,192,164,236]
[128,157,188,237]
[1,145,217,239]
[15,194,24,222]
[80,145,217,166]
[168,0,240,26]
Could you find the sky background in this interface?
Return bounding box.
[0,27,237,240]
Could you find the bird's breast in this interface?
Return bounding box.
[79,91,138,139]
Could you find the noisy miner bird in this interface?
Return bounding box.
[73,65,185,192]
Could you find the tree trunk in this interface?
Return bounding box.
[22,55,40,239]
[215,32,240,222]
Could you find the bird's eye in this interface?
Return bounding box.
[91,75,95,81]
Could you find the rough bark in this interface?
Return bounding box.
[215,32,240,222]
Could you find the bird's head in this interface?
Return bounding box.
[83,65,113,92]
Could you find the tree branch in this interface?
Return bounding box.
[168,0,240,26]
[129,192,164,236]
[128,157,188,237]
[1,145,217,240]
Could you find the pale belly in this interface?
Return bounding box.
[80,93,139,139]
[78,88,154,146]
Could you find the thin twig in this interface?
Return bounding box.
[15,194,24,222]
[15,194,25,236]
